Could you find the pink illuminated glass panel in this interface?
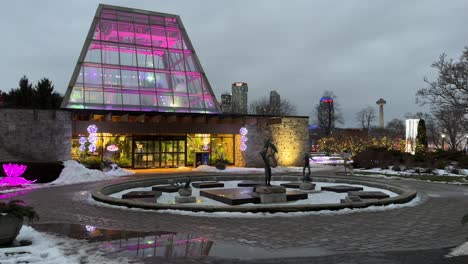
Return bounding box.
[64,6,220,113]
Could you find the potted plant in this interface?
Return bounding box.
[0,200,39,246]
[215,153,229,170]
[176,178,192,197]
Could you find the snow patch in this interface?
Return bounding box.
[88,194,421,218]
[0,226,131,264]
[51,160,134,185]
[447,241,468,257]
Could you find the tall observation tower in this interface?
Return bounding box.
[376,98,387,128]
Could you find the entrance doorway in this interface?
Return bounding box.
[133,136,186,169]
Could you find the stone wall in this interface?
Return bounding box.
[244,117,309,167]
[0,109,72,162]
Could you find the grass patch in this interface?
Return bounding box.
[353,171,468,183]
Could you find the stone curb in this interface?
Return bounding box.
[91,174,417,213]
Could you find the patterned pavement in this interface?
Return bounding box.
[12,168,468,263]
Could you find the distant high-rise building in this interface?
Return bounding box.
[231,82,248,114]
[269,90,280,113]
[221,93,232,113]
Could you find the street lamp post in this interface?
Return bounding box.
[441,134,446,150]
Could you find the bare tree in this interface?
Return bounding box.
[416,47,468,114]
[386,118,405,138]
[249,96,297,116]
[432,106,467,150]
[355,106,376,130]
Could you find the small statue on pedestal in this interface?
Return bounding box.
[259,139,277,186]
[302,152,311,182]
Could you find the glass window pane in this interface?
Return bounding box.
[203,96,217,111]
[151,26,167,48]
[182,32,190,50]
[138,71,155,90]
[184,52,200,72]
[117,11,133,22]
[75,67,84,86]
[168,51,185,71]
[134,13,149,24]
[140,94,157,107]
[122,92,140,106]
[92,20,101,40]
[101,9,117,20]
[134,24,151,46]
[150,15,165,25]
[136,47,154,68]
[84,89,103,105]
[84,42,102,63]
[100,20,118,42]
[187,74,202,94]
[104,92,122,105]
[103,68,121,87]
[166,29,182,49]
[189,95,205,110]
[83,67,102,87]
[165,17,178,29]
[172,73,187,92]
[157,93,173,109]
[173,95,190,108]
[121,70,138,89]
[153,49,169,69]
[70,87,84,103]
[155,72,171,91]
[119,45,137,67]
[101,43,119,65]
[118,22,135,44]
[179,141,185,152]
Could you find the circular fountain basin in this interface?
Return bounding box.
[92,175,417,213]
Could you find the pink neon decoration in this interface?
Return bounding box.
[0,163,36,187]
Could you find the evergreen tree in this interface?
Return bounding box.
[33,78,62,109]
[3,76,63,109]
[6,76,34,108]
[415,119,428,158]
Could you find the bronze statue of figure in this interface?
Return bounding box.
[302,152,311,182]
[260,139,278,186]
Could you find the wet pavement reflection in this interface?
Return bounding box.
[31,223,213,260]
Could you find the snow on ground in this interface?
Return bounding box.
[354,168,468,177]
[88,192,422,218]
[0,226,132,264]
[447,241,468,257]
[51,160,134,185]
[109,180,397,207]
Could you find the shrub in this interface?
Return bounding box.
[0,161,63,183]
[79,156,102,170]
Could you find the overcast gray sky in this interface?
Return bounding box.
[1,0,468,126]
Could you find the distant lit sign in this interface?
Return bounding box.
[320,97,333,103]
[106,144,119,152]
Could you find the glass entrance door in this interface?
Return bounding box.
[133,137,186,168]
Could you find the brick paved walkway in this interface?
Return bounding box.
[13,168,468,263]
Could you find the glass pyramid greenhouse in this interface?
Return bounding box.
[61,4,220,113]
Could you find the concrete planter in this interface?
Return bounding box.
[0,215,23,246]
